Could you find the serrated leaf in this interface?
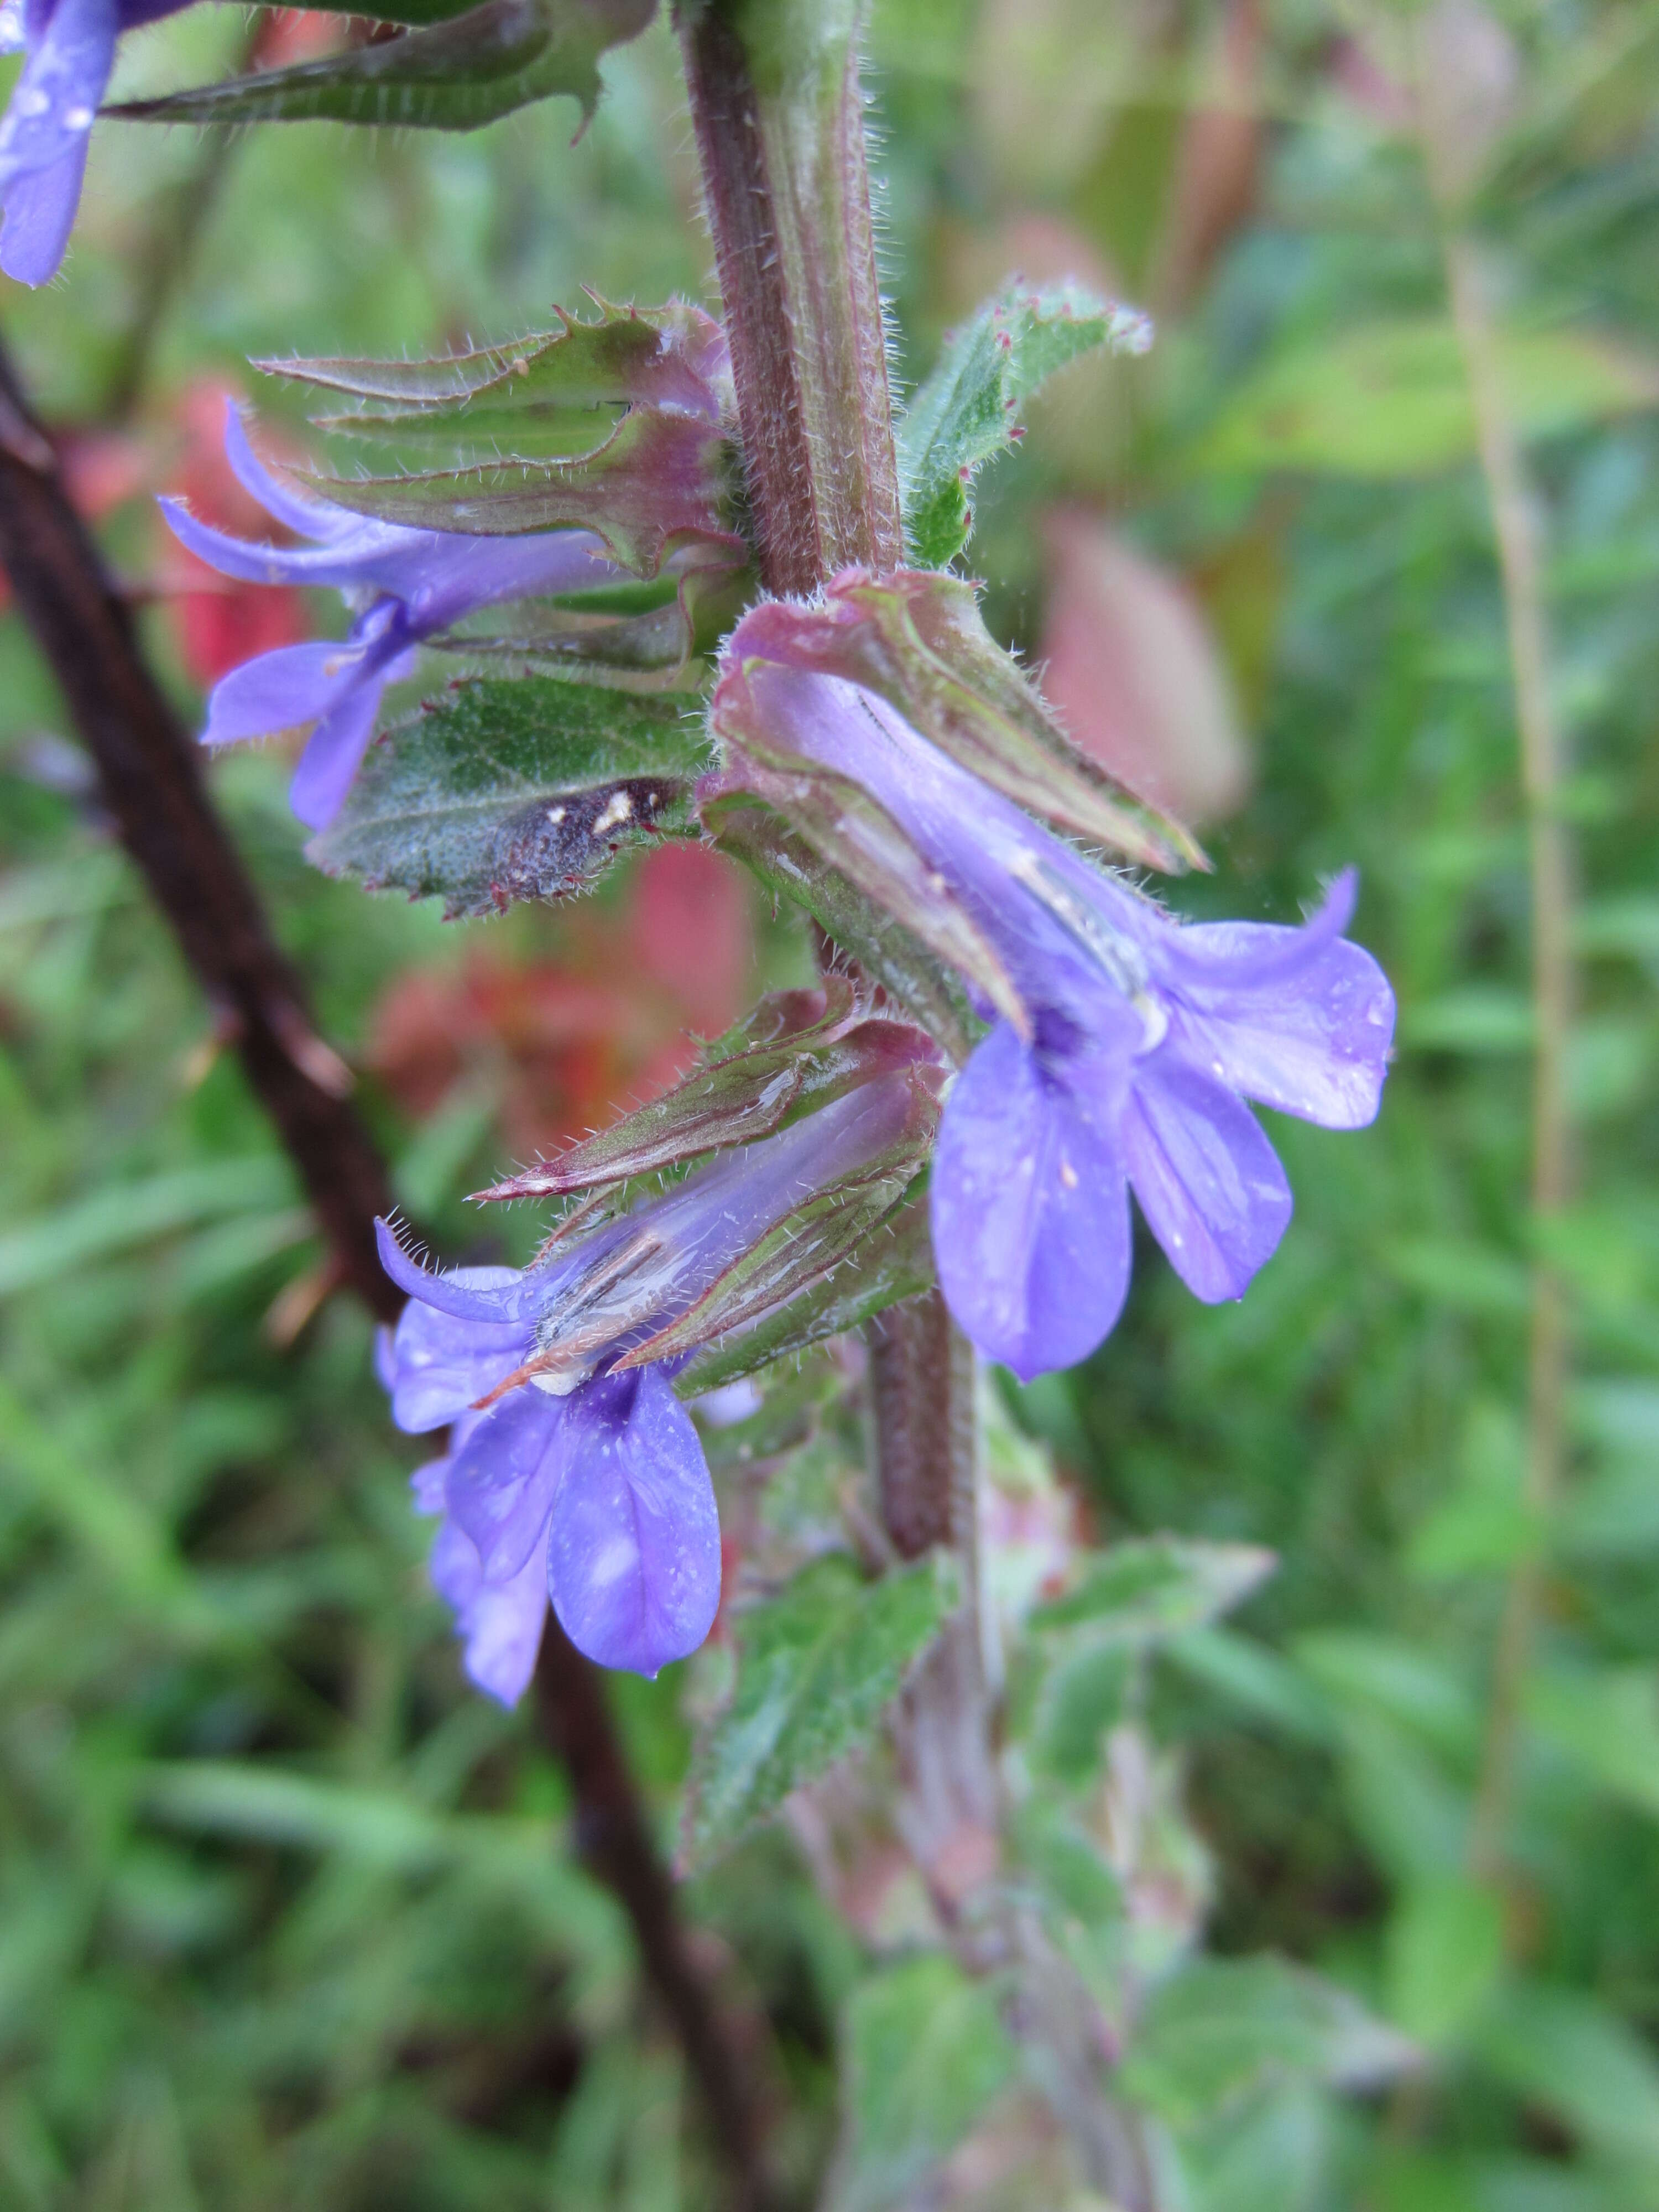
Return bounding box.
[703,796,977,1062]
[898,279,1152,567]
[476,983,936,1201]
[1030,1537,1276,1641]
[682,1551,958,1869]
[828,1953,1017,2212]
[721,571,1201,874]
[619,1071,941,1370]
[309,678,704,918]
[109,0,656,132]
[675,1197,935,1396]
[1119,1957,1418,2128]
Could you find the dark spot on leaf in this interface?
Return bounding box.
[486,777,688,905]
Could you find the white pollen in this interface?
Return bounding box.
[546,805,566,825]
[1059,1159,1079,1190]
[593,789,634,834]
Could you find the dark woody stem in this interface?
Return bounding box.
[0,329,772,2212]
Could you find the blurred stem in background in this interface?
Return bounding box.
[1415,16,1576,1891]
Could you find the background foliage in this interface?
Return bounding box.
[3,0,1659,2205]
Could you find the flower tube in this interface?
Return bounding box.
[378,1068,925,1699]
[711,626,1395,1381]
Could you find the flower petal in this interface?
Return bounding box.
[200,639,371,747]
[375,1218,533,1326]
[429,1516,548,1708]
[444,1386,565,1581]
[931,1020,1131,1381]
[0,137,86,285]
[546,1366,721,1677]
[1154,874,1395,1129]
[384,1280,525,1433]
[221,401,359,543]
[288,676,388,831]
[0,0,114,283]
[1121,1045,1292,1302]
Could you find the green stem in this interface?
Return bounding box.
[1419,72,1575,1886]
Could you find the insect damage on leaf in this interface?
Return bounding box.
[486,777,685,912]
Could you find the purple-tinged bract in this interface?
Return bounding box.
[158,405,632,830]
[378,1072,924,1700]
[710,607,1395,1381]
[0,0,191,286]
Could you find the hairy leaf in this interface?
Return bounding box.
[703,796,977,1062]
[828,1953,1016,2212]
[1030,1536,1276,1641]
[675,1197,935,1396]
[270,297,730,434]
[477,983,937,1201]
[1119,1956,1417,2127]
[682,1551,958,1870]
[898,279,1152,567]
[108,0,657,132]
[310,678,705,918]
[302,411,739,578]
[720,571,1202,874]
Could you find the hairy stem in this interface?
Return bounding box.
[0,327,775,2204]
[679,11,1154,2199]
[1418,92,1574,1882]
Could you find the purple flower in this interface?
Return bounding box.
[378,1071,923,1700]
[711,639,1395,1381]
[158,404,632,830]
[0,0,188,286]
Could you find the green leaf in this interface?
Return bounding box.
[1120,1957,1418,2128]
[682,1551,958,1869]
[1387,1876,1505,2047]
[475,981,937,1202]
[1030,1536,1276,1640]
[270,296,728,446]
[675,1197,936,1396]
[0,1158,296,1297]
[1475,1981,1659,2168]
[703,795,978,1062]
[1526,1665,1659,1822]
[898,279,1152,567]
[828,1953,1017,2212]
[303,411,738,577]
[1196,320,1659,479]
[108,0,657,133]
[309,678,705,919]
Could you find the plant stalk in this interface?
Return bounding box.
[679,11,1155,2200]
[1418,91,1575,1883]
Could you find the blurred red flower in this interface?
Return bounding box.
[370,842,754,1164]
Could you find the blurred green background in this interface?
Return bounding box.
[3,0,1659,2204]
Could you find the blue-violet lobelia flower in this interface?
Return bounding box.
[378,1070,922,1702]
[0,0,189,286]
[711,630,1395,1382]
[159,403,633,830]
